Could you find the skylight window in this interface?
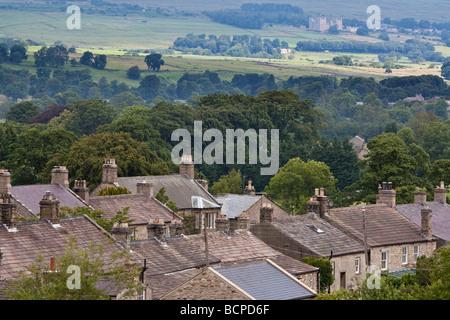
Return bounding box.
[307,224,325,234]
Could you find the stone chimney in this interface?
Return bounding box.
[147,219,167,242]
[260,203,273,223]
[196,179,209,191]
[73,180,89,204]
[215,215,230,233]
[414,190,427,204]
[434,181,447,204]
[111,222,132,246]
[307,188,329,218]
[236,213,250,230]
[0,194,17,230]
[0,169,12,195]
[169,219,184,237]
[102,158,118,184]
[179,154,194,179]
[244,180,256,196]
[376,182,396,208]
[51,166,69,189]
[421,206,433,239]
[137,179,154,198]
[39,191,60,225]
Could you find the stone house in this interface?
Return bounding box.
[214,192,291,228]
[250,202,366,292]
[321,185,437,279]
[395,182,449,248]
[130,227,319,299]
[159,259,317,300]
[95,156,221,234]
[0,191,149,300]
[0,167,89,220]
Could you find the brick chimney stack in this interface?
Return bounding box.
[39,191,60,225]
[102,158,118,184]
[137,179,154,198]
[73,180,89,204]
[260,203,273,223]
[111,222,132,246]
[0,193,17,230]
[179,154,194,179]
[0,169,12,195]
[147,219,167,242]
[421,206,433,239]
[376,182,396,208]
[215,215,230,233]
[414,190,427,204]
[51,166,69,189]
[434,181,447,204]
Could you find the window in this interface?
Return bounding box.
[355,258,360,274]
[207,212,216,229]
[402,247,408,265]
[414,245,420,262]
[331,261,335,276]
[381,251,388,270]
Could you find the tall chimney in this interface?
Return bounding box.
[0,194,17,230]
[376,182,396,207]
[179,154,194,179]
[111,222,132,246]
[102,158,118,184]
[137,179,153,198]
[73,180,89,204]
[244,180,256,196]
[39,191,60,225]
[421,206,433,239]
[434,181,447,204]
[414,190,427,204]
[0,169,12,195]
[51,166,69,189]
[147,219,167,242]
[260,203,273,223]
[317,188,329,217]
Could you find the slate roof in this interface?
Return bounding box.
[117,174,220,210]
[214,194,262,219]
[11,184,89,215]
[89,194,182,225]
[271,214,365,257]
[0,215,138,281]
[214,260,316,300]
[130,230,318,299]
[326,203,432,247]
[396,201,450,242]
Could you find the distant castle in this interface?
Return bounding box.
[309,17,343,32]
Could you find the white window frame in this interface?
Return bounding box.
[381,251,388,271]
[402,247,408,265]
[414,245,420,262]
[355,257,360,274]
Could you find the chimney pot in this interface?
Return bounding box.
[147,221,167,242]
[0,169,12,195]
[434,181,447,204]
[376,182,396,207]
[111,222,132,246]
[0,194,17,229]
[414,191,427,204]
[39,192,60,225]
[73,180,89,204]
[137,180,154,198]
[102,158,118,184]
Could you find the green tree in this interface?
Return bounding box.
[127,66,141,80]
[5,236,145,300]
[441,59,450,80]
[9,44,27,63]
[44,132,170,189]
[138,75,161,100]
[80,51,94,66]
[93,54,107,70]
[97,186,131,196]
[155,187,178,212]
[265,157,337,215]
[6,102,39,123]
[210,169,243,194]
[302,257,333,293]
[144,53,165,71]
